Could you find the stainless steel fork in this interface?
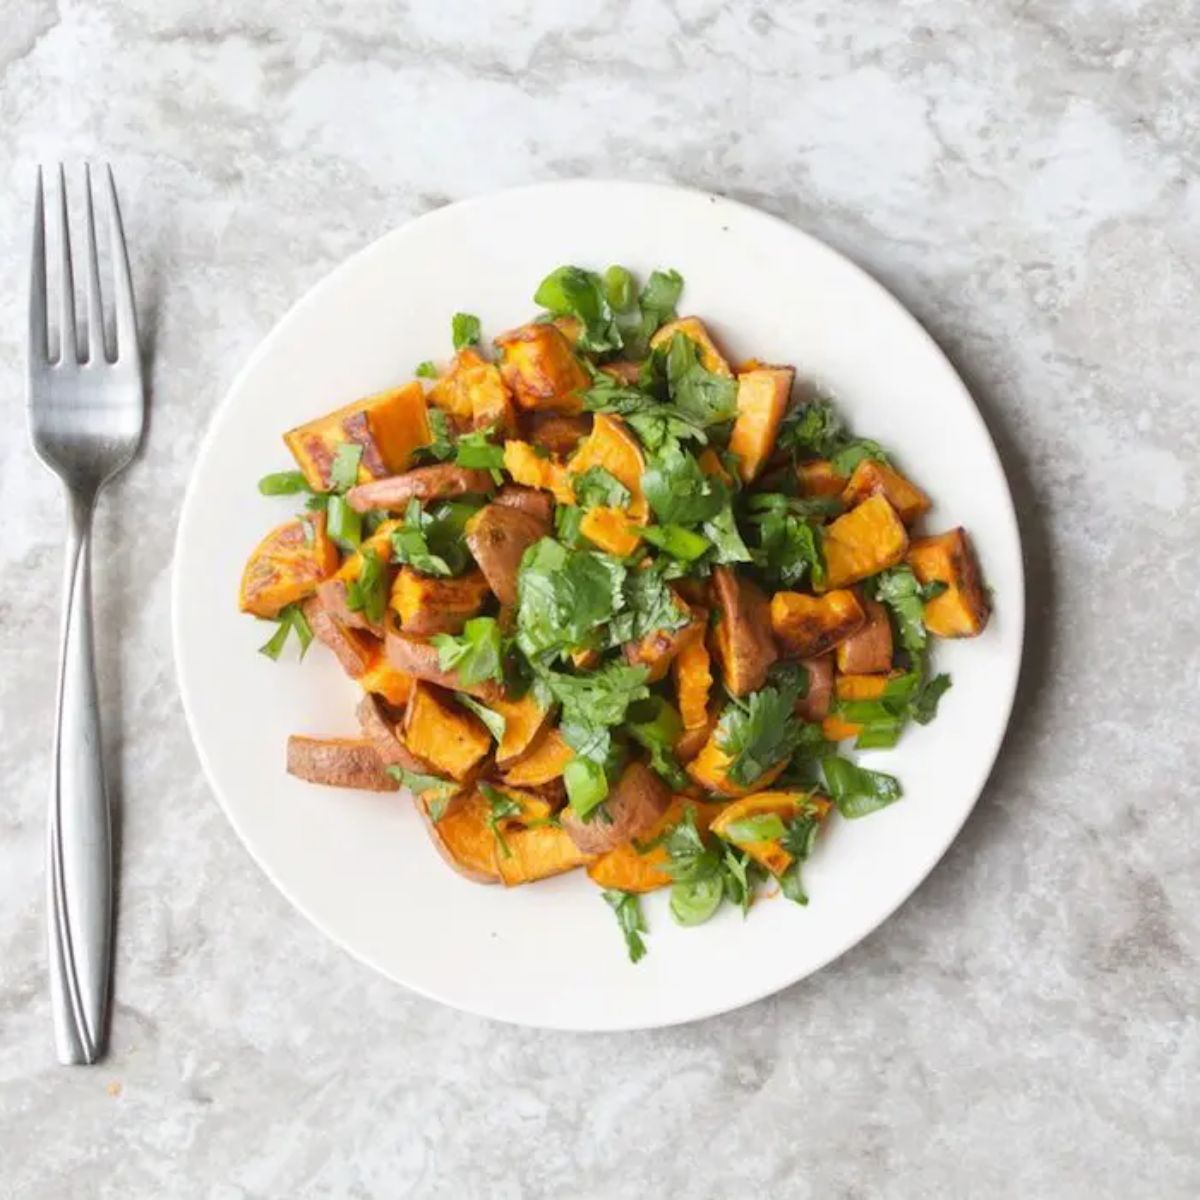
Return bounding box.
[27,165,144,1065]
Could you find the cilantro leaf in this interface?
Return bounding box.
[776,400,846,459]
[624,697,686,789]
[702,502,754,565]
[777,809,823,905]
[415,360,439,380]
[479,782,523,856]
[257,602,313,662]
[456,694,506,742]
[452,312,481,351]
[867,565,930,657]
[343,547,388,625]
[662,807,728,926]
[609,566,688,646]
[830,439,891,476]
[661,333,739,427]
[415,409,455,463]
[822,755,902,818]
[717,673,807,787]
[386,766,458,820]
[541,660,651,733]
[329,442,363,493]
[257,470,312,496]
[391,498,476,577]
[643,444,728,526]
[572,466,631,510]
[431,617,505,686]
[911,672,952,724]
[454,427,505,472]
[720,845,763,916]
[534,266,621,353]
[746,494,826,587]
[602,889,648,963]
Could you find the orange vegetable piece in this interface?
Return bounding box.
[673,637,713,731]
[649,316,732,376]
[239,513,338,618]
[497,825,594,885]
[818,495,909,591]
[685,729,788,798]
[906,528,990,637]
[697,446,734,487]
[728,366,795,483]
[490,692,552,765]
[580,507,641,557]
[568,413,649,519]
[710,791,833,876]
[625,597,705,683]
[769,589,866,658]
[390,567,491,636]
[836,597,893,674]
[357,654,415,707]
[840,459,930,526]
[820,672,892,741]
[502,727,573,787]
[495,322,588,414]
[502,440,576,505]
[797,459,848,498]
[428,348,517,434]
[402,682,491,781]
[283,381,432,492]
[419,790,501,883]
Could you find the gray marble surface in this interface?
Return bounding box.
[2,1,1198,1196]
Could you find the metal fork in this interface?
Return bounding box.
[27,165,144,1065]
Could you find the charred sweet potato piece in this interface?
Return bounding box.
[672,636,713,731]
[283,382,432,492]
[728,366,795,484]
[625,599,705,684]
[402,682,491,781]
[840,459,930,525]
[286,736,398,792]
[465,502,550,606]
[710,567,778,696]
[384,628,502,701]
[502,727,574,787]
[561,761,672,855]
[501,440,576,505]
[429,348,517,434]
[795,655,834,722]
[239,513,338,618]
[490,692,552,765]
[494,484,554,524]
[685,732,788,798]
[527,413,592,457]
[390,567,491,636]
[836,597,893,673]
[769,589,865,658]
[495,322,588,414]
[907,528,990,637]
[797,459,848,499]
[818,495,908,591]
[419,790,501,883]
[674,711,718,763]
[650,317,732,376]
[710,791,833,876]
[302,597,378,678]
[345,465,493,513]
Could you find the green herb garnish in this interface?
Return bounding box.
[602,889,648,963]
[431,617,505,686]
[258,602,313,662]
[451,312,481,351]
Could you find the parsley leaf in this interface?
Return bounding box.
[329,442,363,493]
[643,444,729,526]
[746,494,826,588]
[386,766,459,820]
[479,782,523,856]
[343,547,388,625]
[415,360,439,380]
[456,693,506,742]
[624,697,686,789]
[602,889,648,963]
[534,266,621,353]
[717,671,807,787]
[257,602,313,662]
[431,617,505,686]
[572,466,631,510]
[866,565,931,657]
[451,312,481,351]
[661,333,738,428]
[822,755,902,818]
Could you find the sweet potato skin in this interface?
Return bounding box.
[728,366,794,484]
[356,693,427,771]
[495,322,588,413]
[494,484,554,524]
[286,736,398,791]
[907,527,990,637]
[465,502,550,606]
[769,589,866,658]
[418,790,501,883]
[302,597,378,678]
[711,567,778,696]
[390,567,491,636]
[527,413,592,458]
[836,597,894,673]
[239,514,338,618]
[346,465,493,513]
[561,761,671,854]
[818,495,909,590]
[795,655,834,722]
[385,628,502,701]
[283,382,431,491]
[402,683,492,781]
[650,316,732,376]
[840,459,930,525]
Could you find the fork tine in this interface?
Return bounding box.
[29,167,48,364]
[103,165,138,361]
[82,165,106,363]
[56,164,77,364]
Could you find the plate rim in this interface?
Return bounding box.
[171,178,1025,1030]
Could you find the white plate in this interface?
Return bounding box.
[173,181,1023,1031]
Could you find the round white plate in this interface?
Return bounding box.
[173,181,1023,1031]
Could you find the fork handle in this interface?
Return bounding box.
[48,488,112,1064]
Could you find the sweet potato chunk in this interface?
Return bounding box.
[710,791,833,876]
[840,459,930,525]
[528,413,592,457]
[390,567,491,636]
[836,597,893,673]
[728,366,794,484]
[419,790,500,883]
[384,628,502,701]
[567,414,649,519]
[561,762,671,855]
[586,796,684,893]
[578,508,639,557]
[494,484,554,524]
[283,382,432,492]
[907,528,990,637]
[502,727,574,786]
[697,447,734,488]
[625,599,705,684]
[495,322,588,414]
[795,655,834,722]
[711,567,778,696]
[345,465,493,513]
[429,348,517,434]
[490,692,552,765]
[685,731,788,798]
[356,693,427,771]
[302,596,378,678]
[821,672,890,741]
[797,459,848,498]
[357,656,415,707]
[316,519,400,633]
[402,682,491,781]
[769,589,865,658]
[286,736,398,792]
[497,825,594,886]
[501,440,576,505]
[818,495,909,590]
[672,637,713,732]
[650,317,732,376]
[466,502,550,607]
[239,514,338,618]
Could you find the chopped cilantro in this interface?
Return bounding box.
[534,266,621,354]
[822,756,902,818]
[329,442,363,493]
[643,444,728,526]
[572,466,631,510]
[624,697,686,789]
[717,671,808,787]
[257,470,311,496]
[431,617,505,686]
[386,766,458,820]
[602,889,648,963]
[456,693,506,742]
[661,333,739,428]
[479,783,522,856]
[257,602,313,662]
[415,360,439,380]
[451,312,481,351]
[343,547,387,624]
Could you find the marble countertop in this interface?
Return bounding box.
[2,2,1197,1196]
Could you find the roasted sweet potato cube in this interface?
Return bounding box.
[357,655,415,707]
[302,596,379,678]
[797,459,849,498]
[286,736,398,792]
[728,366,795,484]
[497,825,594,886]
[685,730,788,798]
[770,589,865,658]
[625,599,704,683]
[501,440,576,505]
[576,507,635,556]
[490,692,552,765]
[672,637,713,731]
[317,519,401,632]
[711,567,778,696]
[283,381,432,492]
[840,459,930,525]
[567,414,649,518]
[495,322,588,414]
[429,348,517,434]
[402,682,491,781]
[389,567,491,636]
[818,495,909,590]
[710,791,833,876]
[907,527,990,637]
[821,672,892,741]
[836,597,893,673]
[795,655,833,722]
[649,317,732,376]
[419,790,501,883]
[501,727,573,786]
[528,413,592,457]
[239,513,339,618]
